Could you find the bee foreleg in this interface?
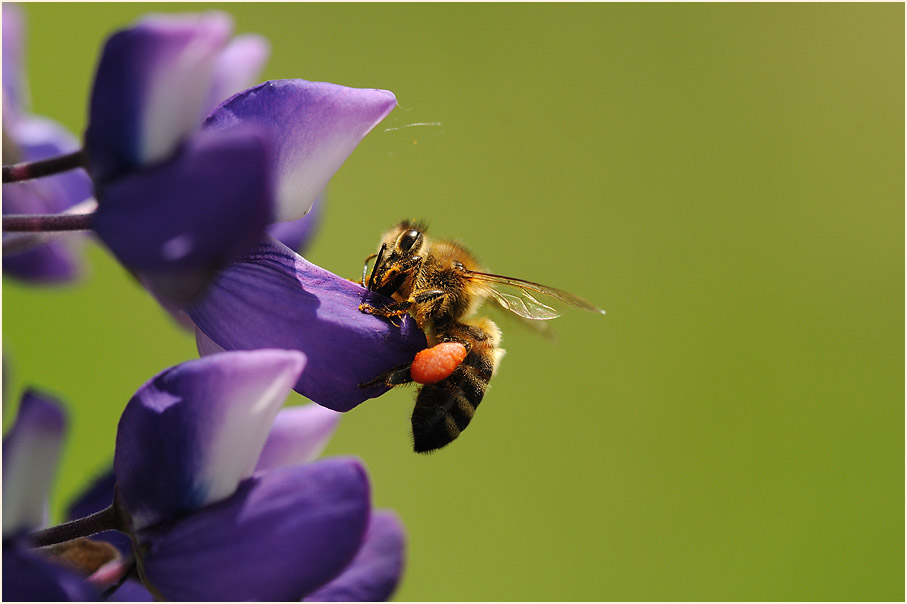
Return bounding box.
[358,300,412,319]
[358,363,414,389]
[358,290,446,320]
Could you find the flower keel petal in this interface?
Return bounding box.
[141,458,370,601]
[92,126,275,305]
[187,237,426,411]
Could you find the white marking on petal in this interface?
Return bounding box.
[2,393,66,537]
[139,12,232,164]
[194,351,307,507]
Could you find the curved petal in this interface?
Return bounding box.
[187,236,426,411]
[2,543,99,602]
[141,458,370,601]
[204,79,396,221]
[2,390,66,538]
[203,33,270,118]
[304,510,407,602]
[92,126,275,305]
[114,350,306,530]
[266,190,324,254]
[255,404,341,473]
[2,3,27,113]
[85,11,232,182]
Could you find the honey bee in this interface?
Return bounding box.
[359,219,605,453]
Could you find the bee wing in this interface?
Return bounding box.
[486,287,561,320]
[467,270,606,320]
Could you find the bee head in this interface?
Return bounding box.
[366,220,427,295]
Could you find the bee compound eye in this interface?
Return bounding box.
[398,229,420,251]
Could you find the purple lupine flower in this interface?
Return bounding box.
[2,3,93,283]
[107,349,406,600]
[69,360,406,601]
[2,391,99,601]
[188,235,427,411]
[83,12,273,304]
[84,12,397,304]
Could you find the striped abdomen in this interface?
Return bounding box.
[411,319,503,453]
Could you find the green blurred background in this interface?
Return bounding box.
[3,3,903,601]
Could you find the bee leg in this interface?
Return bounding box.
[358,300,412,319]
[358,290,446,321]
[410,289,446,305]
[358,363,414,389]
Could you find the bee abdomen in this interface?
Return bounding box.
[411,365,487,453]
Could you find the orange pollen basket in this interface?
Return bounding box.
[410,342,469,385]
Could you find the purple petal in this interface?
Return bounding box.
[2,239,81,284]
[3,115,93,283]
[85,11,232,182]
[255,404,341,473]
[141,458,370,601]
[203,34,270,118]
[2,390,66,537]
[187,236,427,411]
[92,126,275,305]
[2,114,92,213]
[2,543,99,601]
[267,190,324,254]
[107,580,154,602]
[2,3,27,113]
[204,79,396,221]
[114,350,306,530]
[305,510,407,602]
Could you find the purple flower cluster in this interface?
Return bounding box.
[4,354,406,600]
[3,5,424,600]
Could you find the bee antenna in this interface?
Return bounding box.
[367,243,387,292]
